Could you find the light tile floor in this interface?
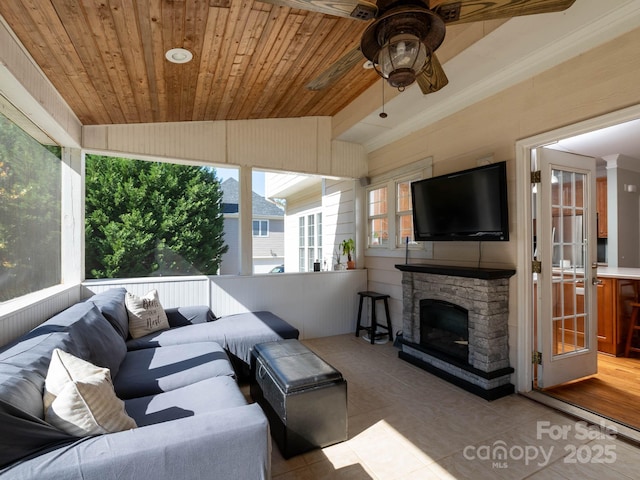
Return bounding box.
[256,334,640,480]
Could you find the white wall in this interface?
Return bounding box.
[83,118,368,180]
[208,270,367,339]
[0,286,82,346]
[605,154,640,267]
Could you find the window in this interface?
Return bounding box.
[252,219,269,237]
[396,178,415,246]
[85,155,230,277]
[298,212,322,272]
[367,170,427,256]
[367,186,388,247]
[0,112,62,302]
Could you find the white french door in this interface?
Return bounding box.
[534,147,598,388]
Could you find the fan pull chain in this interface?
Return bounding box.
[379,80,388,119]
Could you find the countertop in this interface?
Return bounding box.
[546,266,640,281]
[597,267,640,280]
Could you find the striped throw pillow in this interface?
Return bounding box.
[44,349,136,436]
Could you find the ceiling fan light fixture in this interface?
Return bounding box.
[375,33,427,90]
[360,7,446,93]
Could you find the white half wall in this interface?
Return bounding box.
[81,270,367,340]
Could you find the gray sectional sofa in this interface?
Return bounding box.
[0,287,299,479]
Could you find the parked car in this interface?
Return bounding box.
[269,265,284,273]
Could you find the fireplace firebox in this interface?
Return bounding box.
[420,299,468,363]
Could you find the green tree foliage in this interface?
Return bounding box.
[0,114,61,301]
[85,155,228,278]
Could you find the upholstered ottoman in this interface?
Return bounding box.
[250,339,347,458]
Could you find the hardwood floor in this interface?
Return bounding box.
[544,354,640,430]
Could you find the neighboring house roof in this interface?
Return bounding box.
[220,177,284,217]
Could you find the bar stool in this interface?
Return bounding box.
[356,291,393,345]
[625,302,640,356]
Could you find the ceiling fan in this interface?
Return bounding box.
[257,0,577,95]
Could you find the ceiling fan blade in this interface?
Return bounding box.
[257,0,376,20]
[306,47,364,91]
[416,53,449,95]
[432,0,576,25]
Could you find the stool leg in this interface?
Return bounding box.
[626,306,640,357]
[370,298,377,344]
[355,294,364,338]
[383,298,393,341]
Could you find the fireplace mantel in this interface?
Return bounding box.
[395,264,515,280]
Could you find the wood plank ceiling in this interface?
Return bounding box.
[0,0,376,126]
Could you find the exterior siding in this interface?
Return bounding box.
[253,217,284,273]
[324,178,357,267]
[220,216,240,275]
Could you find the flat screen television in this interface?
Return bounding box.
[411,161,509,241]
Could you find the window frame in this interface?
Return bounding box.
[395,175,419,248]
[366,185,389,248]
[252,219,269,237]
[364,159,433,259]
[0,111,64,304]
[298,210,323,272]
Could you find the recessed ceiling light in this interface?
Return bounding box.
[165,48,193,64]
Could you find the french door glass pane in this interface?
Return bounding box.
[551,169,587,357]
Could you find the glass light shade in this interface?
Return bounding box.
[377,33,427,87]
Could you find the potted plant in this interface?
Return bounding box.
[341,238,356,270]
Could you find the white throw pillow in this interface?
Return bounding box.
[44,349,137,436]
[125,289,170,339]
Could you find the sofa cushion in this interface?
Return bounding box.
[165,306,216,327]
[126,290,170,339]
[88,287,129,340]
[124,376,246,427]
[0,302,126,392]
[126,311,299,365]
[113,342,234,399]
[0,363,48,420]
[44,349,137,436]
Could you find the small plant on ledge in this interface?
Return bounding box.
[341,238,355,270]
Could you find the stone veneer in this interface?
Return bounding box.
[395,264,516,400]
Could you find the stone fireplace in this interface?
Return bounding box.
[395,264,516,400]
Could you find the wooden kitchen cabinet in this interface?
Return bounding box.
[596,177,607,238]
[541,274,634,356]
[597,278,616,354]
[597,278,637,355]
